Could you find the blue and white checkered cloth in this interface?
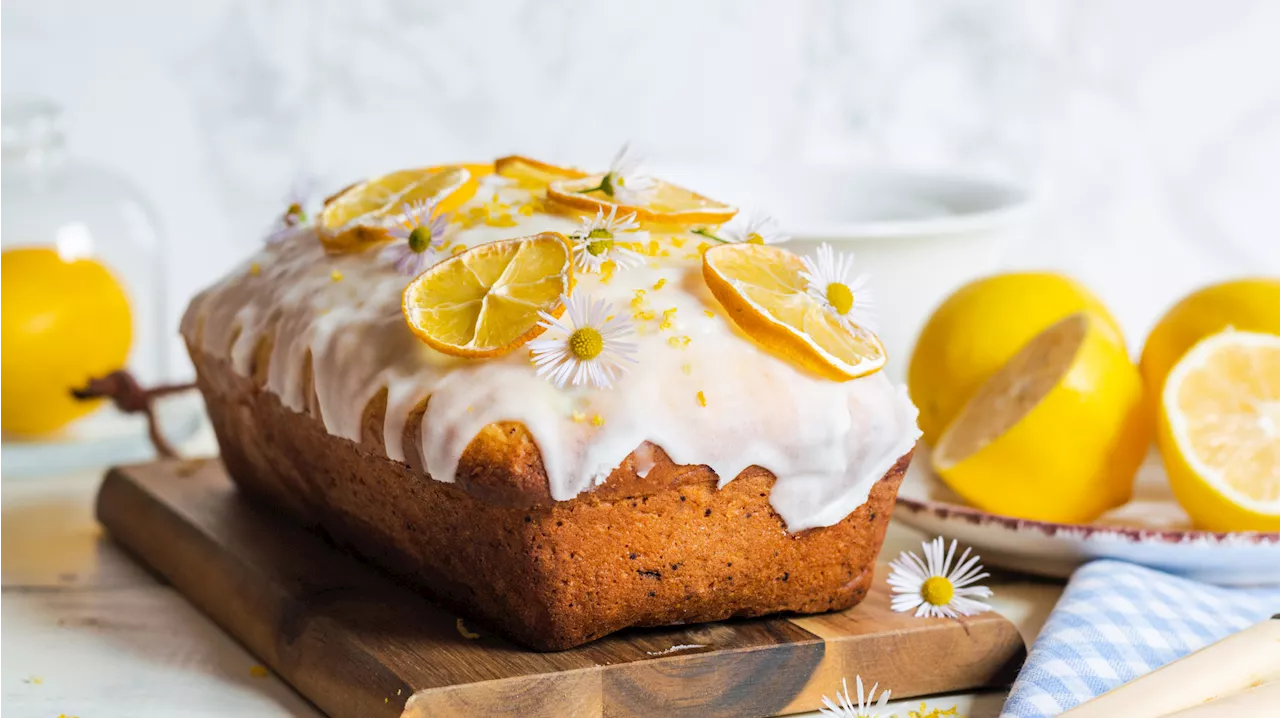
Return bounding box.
[1000,560,1280,718]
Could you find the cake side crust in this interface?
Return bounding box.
[193,346,911,650]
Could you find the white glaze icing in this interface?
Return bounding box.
[181,184,921,532]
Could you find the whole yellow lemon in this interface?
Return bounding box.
[932,313,1152,523]
[909,272,1124,445]
[1139,278,1280,398]
[2,247,132,435]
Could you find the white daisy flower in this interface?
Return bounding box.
[722,211,790,245]
[265,178,320,244]
[819,675,892,718]
[888,536,993,619]
[570,206,646,274]
[801,243,878,332]
[529,293,638,390]
[380,199,450,276]
[599,142,655,204]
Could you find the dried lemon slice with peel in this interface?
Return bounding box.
[702,243,886,381]
[548,176,737,227]
[494,156,588,190]
[402,232,573,358]
[1159,330,1280,531]
[319,166,473,252]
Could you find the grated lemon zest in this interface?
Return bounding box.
[571,410,587,423]
[660,307,678,331]
[249,262,261,276]
[456,618,481,639]
[652,277,667,290]
[634,309,656,321]
[696,390,707,407]
[668,335,691,348]
[591,414,605,427]
[330,270,343,282]
[681,363,692,375]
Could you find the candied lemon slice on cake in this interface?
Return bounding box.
[319,166,473,252]
[702,243,886,381]
[932,313,1152,523]
[1158,330,1280,531]
[548,176,736,226]
[494,155,588,190]
[402,232,573,358]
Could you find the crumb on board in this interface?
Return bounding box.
[456,618,481,640]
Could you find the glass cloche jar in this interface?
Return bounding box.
[1,98,196,475]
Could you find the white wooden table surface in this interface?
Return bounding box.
[1,427,1064,718]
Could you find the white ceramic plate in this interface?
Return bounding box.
[895,445,1280,586]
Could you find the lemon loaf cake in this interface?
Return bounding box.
[181,150,921,650]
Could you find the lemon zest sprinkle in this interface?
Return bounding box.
[670,236,687,248]
[571,410,587,423]
[591,414,605,427]
[660,307,678,331]
[451,244,467,255]
[599,260,617,284]
[456,618,481,639]
[517,204,535,216]
[668,335,691,348]
[696,391,707,407]
[634,309,656,321]
[630,289,647,309]
[703,309,715,318]
[906,704,962,718]
[681,363,692,375]
[652,277,667,290]
[330,270,343,282]
[249,262,261,276]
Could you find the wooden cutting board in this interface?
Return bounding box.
[96,458,1025,718]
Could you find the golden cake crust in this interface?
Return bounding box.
[192,345,912,650]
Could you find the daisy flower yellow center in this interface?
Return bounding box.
[746,233,765,245]
[586,228,615,257]
[568,327,604,360]
[408,226,433,254]
[826,282,854,315]
[920,575,955,606]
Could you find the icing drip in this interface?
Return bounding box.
[181,185,921,532]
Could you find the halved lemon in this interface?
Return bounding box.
[548,176,737,227]
[319,166,473,252]
[932,313,1152,523]
[402,232,573,358]
[1159,330,1280,531]
[493,155,588,190]
[702,243,885,381]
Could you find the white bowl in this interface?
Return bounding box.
[653,164,1032,377]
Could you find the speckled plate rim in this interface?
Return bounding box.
[894,495,1280,547]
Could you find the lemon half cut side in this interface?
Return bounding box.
[1159,330,1280,532]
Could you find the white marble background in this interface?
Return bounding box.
[4,0,1279,377]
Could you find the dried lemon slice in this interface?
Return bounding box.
[1159,330,1280,531]
[494,156,588,190]
[402,232,573,358]
[548,175,736,227]
[319,166,473,252]
[702,243,885,381]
